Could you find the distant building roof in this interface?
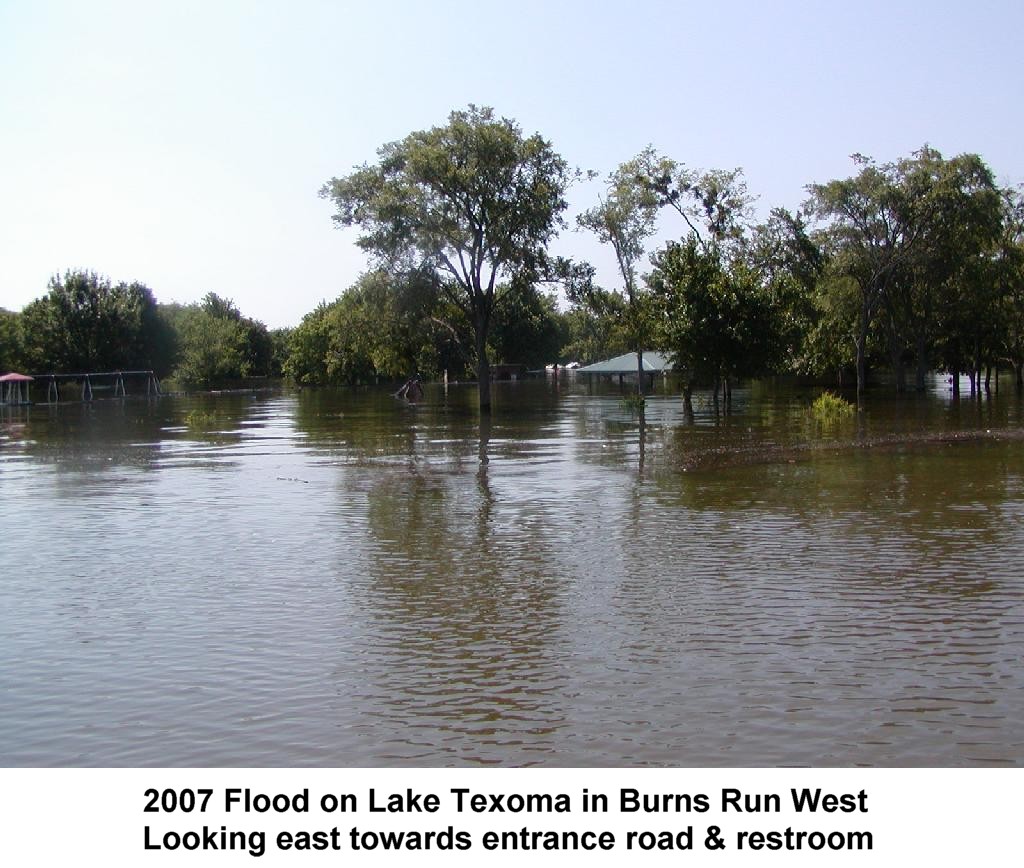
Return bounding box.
[0,372,34,382]
[576,351,674,375]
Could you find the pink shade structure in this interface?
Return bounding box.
[1,372,33,405]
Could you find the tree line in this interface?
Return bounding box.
[0,271,288,389]
[315,107,1024,410]
[3,107,1023,407]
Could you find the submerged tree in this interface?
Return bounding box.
[321,106,572,411]
[996,187,1024,388]
[646,157,758,409]
[577,147,668,394]
[807,148,1003,397]
[162,292,274,388]
[650,236,776,410]
[805,156,905,400]
[285,271,447,386]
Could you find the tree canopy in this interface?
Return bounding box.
[18,270,171,374]
[8,127,1024,408]
[807,148,1003,397]
[320,105,573,410]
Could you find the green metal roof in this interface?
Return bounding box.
[576,351,674,375]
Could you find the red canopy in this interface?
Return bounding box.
[0,372,34,382]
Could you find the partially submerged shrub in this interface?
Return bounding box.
[810,391,855,421]
[184,409,216,429]
[620,393,646,414]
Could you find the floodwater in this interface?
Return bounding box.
[1,378,1022,766]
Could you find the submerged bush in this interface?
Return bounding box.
[810,390,855,421]
[184,409,216,429]
[620,393,646,414]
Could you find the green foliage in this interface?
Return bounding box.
[184,409,217,428]
[649,162,753,249]
[489,285,564,368]
[577,152,759,393]
[806,147,1004,391]
[809,390,855,420]
[746,208,826,375]
[620,392,646,414]
[649,236,777,388]
[18,270,171,374]
[577,148,665,299]
[165,293,274,389]
[284,271,447,386]
[559,291,630,364]
[268,327,292,378]
[577,149,667,386]
[0,308,25,372]
[173,310,251,388]
[321,105,573,408]
[284,301,336,385]
[995,187,1024,376]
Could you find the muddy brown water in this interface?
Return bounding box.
[1,378,1022,766]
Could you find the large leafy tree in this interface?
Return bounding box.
[634,156,757,409]
[806,156,908,399]
[807,149,1003,397]
[883,148,1001,391]
[321,106,572,411]
[650,236,776,408]
[19,269,170,374]
[745,208,825,375]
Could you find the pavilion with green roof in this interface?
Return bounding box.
[576,351,674,387]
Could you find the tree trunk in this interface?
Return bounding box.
[914,332,928,392]
[951,368,960,399]
[637,405,646,475]
[682,384,694,423]
[892,349,906,393]
[855,302,869,404]
[886,321,905,393]
[635,348,644,396]
[855,337,866,404]
[475,326,491,413]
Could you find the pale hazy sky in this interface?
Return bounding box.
[1,0,1021,327]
